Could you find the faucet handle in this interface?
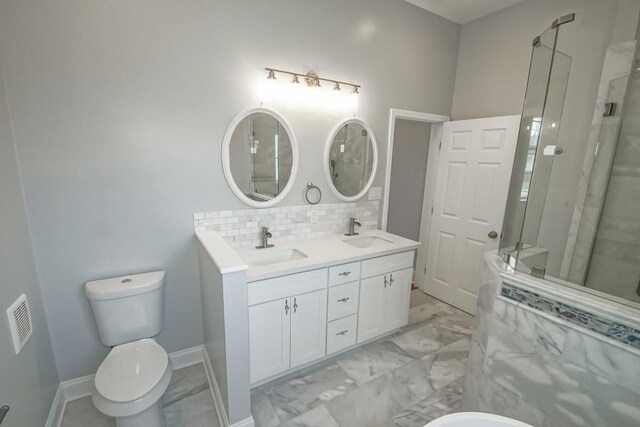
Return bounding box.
[262,226,270,232]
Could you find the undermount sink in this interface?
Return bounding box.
[342,235,393,249]
[243,248,307,266]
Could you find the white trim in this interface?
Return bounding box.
[324,117,378,202]
[202,347,256,427]
[47,345,207,427]
[221,107,299,208]
[202,346,230,427]
[381,109,449,231]
[44,386,65,427]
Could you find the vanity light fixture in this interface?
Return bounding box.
[265,67,361,94]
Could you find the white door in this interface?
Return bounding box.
[357,275,386,343]
[383,268,413,332]
[290,289,327,368]
[249,298,290,384]
[425,115,519,314]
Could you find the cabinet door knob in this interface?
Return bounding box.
[293,297,298,313]
[284,299,289,315]
[390,273,394,286]
[384,276,388,287]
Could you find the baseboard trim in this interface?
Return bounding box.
[202,347,255,427]
[202,346,230,427]
[44,386,65,427]
[47,345,206,427]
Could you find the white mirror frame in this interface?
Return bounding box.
[221,107,299,208]
[324,117,378,202]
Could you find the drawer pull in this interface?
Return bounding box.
[338,271,352,277]
[337,297,350,303]
[336,330,349,336]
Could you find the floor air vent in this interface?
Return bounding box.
[6,294,33,354]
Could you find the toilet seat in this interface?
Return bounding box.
[92,339,173,418]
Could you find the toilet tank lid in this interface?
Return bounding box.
[85,271,165,301]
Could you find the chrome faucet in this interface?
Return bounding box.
[345,217,361,236]
[256,226,274,249]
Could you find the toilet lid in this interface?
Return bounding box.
[95,339,168,402]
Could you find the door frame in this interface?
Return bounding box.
[382,109,449,291]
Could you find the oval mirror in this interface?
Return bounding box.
[324,118,377,201]
[222,108,298,207]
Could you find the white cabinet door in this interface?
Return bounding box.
[249,298,290,384]
[357,275,386,343]
[384,268,413,332]
[290,289,327,369]
[426,115,519,314]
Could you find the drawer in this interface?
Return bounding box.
[327,314,357,355]
[327,281,359,321]
[328,262,361,286]
[248,269,328,306]
[361,251,414,278]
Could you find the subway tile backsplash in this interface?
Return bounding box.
[194,201,380,248]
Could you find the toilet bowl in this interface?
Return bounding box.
[91,339,173,426]
[425,412,534,427]
[85,271,172,427]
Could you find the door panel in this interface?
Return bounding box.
[357,276,386,343]
[249,298,290,384]
[290,289,327,369]
[384,268,413,332]
[426,116,520,313]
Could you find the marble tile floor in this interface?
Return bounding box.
[251,290,473,427]
[61,362,220,427]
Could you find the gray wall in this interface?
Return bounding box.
[452,0,640,276]
[387,119,431,241]
[0,59,59,426]
[0,0,461,380]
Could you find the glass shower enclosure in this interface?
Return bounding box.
[500,13,640,308]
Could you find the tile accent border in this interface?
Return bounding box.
[499,282,640,350]
[194,201,380,248]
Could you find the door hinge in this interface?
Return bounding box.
[438,140,442,150]
[430,206,434,215]
[424,267,427,275]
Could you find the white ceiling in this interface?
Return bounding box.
[403,0,525,25]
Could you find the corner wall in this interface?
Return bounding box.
[0,59,59,427]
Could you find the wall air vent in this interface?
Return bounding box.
[6,294,33,355]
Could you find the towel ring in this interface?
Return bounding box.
[304,182,322,205]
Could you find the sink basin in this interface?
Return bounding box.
[342,235,393,249]
[243,248,307,266]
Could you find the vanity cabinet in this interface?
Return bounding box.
[357,252,414,343]
[248,269,328,384]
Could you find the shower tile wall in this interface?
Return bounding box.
[463,254,640,427]
[586,69,640,302]
[563,40,637,284]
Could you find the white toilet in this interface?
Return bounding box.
[85,271,173,427]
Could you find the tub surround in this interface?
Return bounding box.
[463,252,640,427]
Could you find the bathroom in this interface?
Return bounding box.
[0,0,639,426]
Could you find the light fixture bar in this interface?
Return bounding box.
[265,67,361,92]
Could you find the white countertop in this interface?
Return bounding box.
[196,229,420,282]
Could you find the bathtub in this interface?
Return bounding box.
[425,413,533,427]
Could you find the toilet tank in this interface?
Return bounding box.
[85,271,165,346]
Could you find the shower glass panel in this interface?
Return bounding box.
[501,12,640,309]
[583,70,640,303]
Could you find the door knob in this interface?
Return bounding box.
[488,231,498,239]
